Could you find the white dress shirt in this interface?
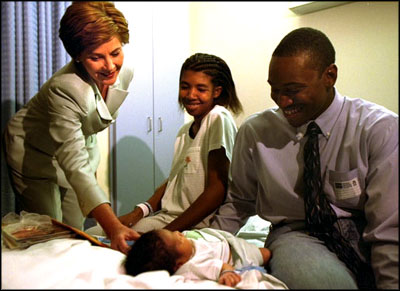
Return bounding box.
[212,89,398,289]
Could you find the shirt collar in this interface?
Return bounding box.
[109,75,121,89]
[90,75,124,121]
[295,88,344,141]
[90,75,121,98]
[315,88,344,139]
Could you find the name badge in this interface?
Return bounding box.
[334,177,362,200]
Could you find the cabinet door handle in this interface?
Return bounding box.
[147,117,152,132]
[158,117,163,132]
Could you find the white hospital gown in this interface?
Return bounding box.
[175,228,263,282]
[175,238,231,281]
[159,105,237,228]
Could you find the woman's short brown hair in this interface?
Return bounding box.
[59,1,129,59]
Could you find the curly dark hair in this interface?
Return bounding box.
[272,27,335,76]
[178,53,243,115]
[124,230,178,276]
[59,1,129,60]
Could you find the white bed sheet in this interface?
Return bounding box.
[2,238,287,289]
[2,215,288,289]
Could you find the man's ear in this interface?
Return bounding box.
[324,64,337,87]
[213,86,222,99]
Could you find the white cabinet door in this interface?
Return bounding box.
[113,3,188,216]
[153,3,189,186]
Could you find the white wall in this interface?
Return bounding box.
[189,1,399,125]
[98,1,398,196]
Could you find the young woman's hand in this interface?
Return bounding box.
[119,210,142,228]
[119,181,167,228]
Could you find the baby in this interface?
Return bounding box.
[124,228,271,287]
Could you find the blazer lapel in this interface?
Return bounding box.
[106,87,129,115]
[96,95,113,121]
[94,77,129,121]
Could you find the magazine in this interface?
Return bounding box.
[2,211,109,250]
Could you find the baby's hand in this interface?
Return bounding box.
[218,270,241,287]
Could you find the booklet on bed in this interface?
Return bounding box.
[1,211,109,250]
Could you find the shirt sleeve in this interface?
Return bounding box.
[363,113,398,289]
[211,120,258,233]
[206,107,237,162]
[47,81,109,216]
[46,66,133,216]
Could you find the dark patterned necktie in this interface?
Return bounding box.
[303,121,375,289]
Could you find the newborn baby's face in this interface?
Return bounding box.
[158,229,194,267]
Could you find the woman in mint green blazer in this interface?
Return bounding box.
[3,2,139,254]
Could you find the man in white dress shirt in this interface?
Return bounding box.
[211,27,398,289]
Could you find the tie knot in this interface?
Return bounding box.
[306,122,321,137]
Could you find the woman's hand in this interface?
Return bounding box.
[108,223,140,254]
[119,182,167,228]
[119,211,137,227]
[90,203,140,254]
[118,205,147,228]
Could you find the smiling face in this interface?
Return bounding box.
[78,36,124,94]
[268,53,335,127]
[179,70,222,123]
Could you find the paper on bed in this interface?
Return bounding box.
[1,211,109,249]
[1,212,75,249]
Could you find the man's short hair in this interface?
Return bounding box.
[272,27,335,75]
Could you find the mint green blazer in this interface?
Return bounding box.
[4,61,133,216]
